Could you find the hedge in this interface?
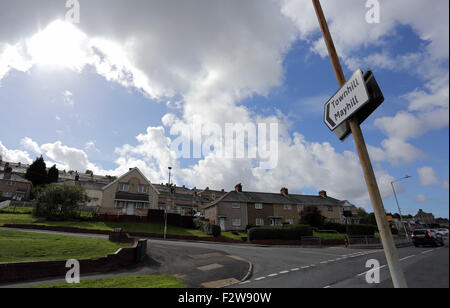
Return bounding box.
[211,224,221,237]
[193,218,213,236]
[322,222,347,234]
[248,224,313,241]
[346,224,377,236]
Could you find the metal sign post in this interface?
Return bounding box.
[312,0,408,288]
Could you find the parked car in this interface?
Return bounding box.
[411,229,444,247]
[436,228,449,237]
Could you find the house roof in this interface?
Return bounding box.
[102,168,160,194]
[0,172,32,184]
[204,190,343,209]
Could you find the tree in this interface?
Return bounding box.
[33,184,89,220]
[25,156,48,187]
[299,206,326,228]
[47,165,59,184]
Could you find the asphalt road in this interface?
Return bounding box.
[147,238,449,288]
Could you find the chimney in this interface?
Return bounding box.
[280,187,289,195]
[3,165,12,180]
[319,190,327,198]
[75,171,79,182]
[235,183,243,192]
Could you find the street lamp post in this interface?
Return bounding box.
[164,167,172,240]
[391,175,412,240]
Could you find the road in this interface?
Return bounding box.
[149,238,448,288]
[2,228,448,288]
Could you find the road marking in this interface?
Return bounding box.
[255,277,266,281]
[320,261,329,264]
[291,268,300,271]
[279,271,289,274]
[421,249,433,254]
[323,285,331,288]
[268,274,278,277]
[197,263,224,271]
[357,265,386,277]
[400,255,415,261]
[301,266,310,269]
[239,281,251,285]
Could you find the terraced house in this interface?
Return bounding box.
[0,165,32,202]
[99,168,159,217]
[204,184,350,232]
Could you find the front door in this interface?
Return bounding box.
[127,202,135,215]
[219,218,226,231]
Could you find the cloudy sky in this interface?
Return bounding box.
[0,0,448,217]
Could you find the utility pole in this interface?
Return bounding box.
[312,0,408,288]
[391,176,412,240]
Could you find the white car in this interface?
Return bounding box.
[436,228,449,237]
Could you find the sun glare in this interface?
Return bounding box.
[27,20,90,70]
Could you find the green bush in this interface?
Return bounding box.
[211,224,221,237]
[33,184,89,220]
[322,222,347,234]
[248,224,313,241]
[193,218,213,235]
[346,224,377,236]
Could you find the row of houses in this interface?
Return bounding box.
[1,159,362,231]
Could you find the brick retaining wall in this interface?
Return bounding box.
[0,242,138,284]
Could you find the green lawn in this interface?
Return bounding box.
[0,206,34,214]
[0,229,131,263]
[0,213,247,241]
[28,275,186,288]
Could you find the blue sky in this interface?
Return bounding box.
[0,0,448,218]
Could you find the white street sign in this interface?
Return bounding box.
[324,69,370,131]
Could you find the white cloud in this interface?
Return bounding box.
[84,141,99,153]
[63,90,74,107]
[368,138,426,166]
[415,194,427,203]
[417,166,440,187]
[20,137,41,154]
[0,140,32,164]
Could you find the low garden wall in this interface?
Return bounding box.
[0,240,139,284]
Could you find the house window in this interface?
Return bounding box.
[232,203,241,209]
[2,191,12,198]
[15,191,26,200]
[284,204,292,210]
[232,218,241,227]
[115,201,125,208]
[286,219,294,225]
[138,185,148,193]
[255,203,263,210]
[328,206,333,212]
[256,218,264,226]
[7,181,16,186]
[119,184,129,191]
[135,202,147,209]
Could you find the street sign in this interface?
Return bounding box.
[332,70,385,141]
[324,69,370,131]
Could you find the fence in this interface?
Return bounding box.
[347,235,411,248]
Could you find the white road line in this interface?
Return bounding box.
[291,268,300,271]
[421,249,433,254]
[239,281,251,285]
[400,255,415,261]
[279,271,289,274]
[255,277,266,281]
[301,266,311,269]
[320,261,329,264]
[268,274,278,277]
[323,285,331,288]
[357,265,387,277]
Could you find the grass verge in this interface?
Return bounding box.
[0,229,131,263]
[28,275,186,288]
